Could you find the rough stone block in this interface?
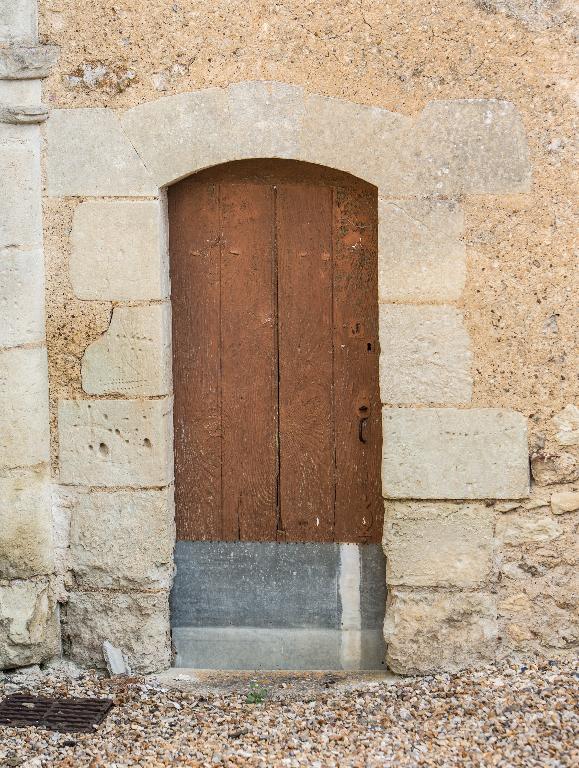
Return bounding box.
[65,591,171,673]
[379,306,472,404]
[58,398,173,487]
[0,347,50,468]
[378,199,466,302]
[413,100,531,195]
[70,200,167,301]
[551,491,579,515]
[0,249,45,347]
[70,488,175,589]
[0,469,53,580]
[0,577,59,669]
[382,408,529,499]
[553,405,579,446]
[383,502,493,587]
[531,451,578,485]
[0,105,48,125]
[82,304,171,396]
[300,93,413,193]
[0,137,42,249]
[384,589,497,674]
[47,109,156,196]
[0,1,37,41]
[0,46,59,79]
[496,513,564,545]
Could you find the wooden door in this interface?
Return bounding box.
[169,160,382,544]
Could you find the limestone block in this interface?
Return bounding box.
[0,469,53,580]
[300,93,413,193]
[384,589,497,674]
[497,514,564,545]
[413,100,531,195]
[382,408,529,499]
[379,306,472,404]
[121,88,230,187]
[0,79,42,105]
[0,105,48,124]
[0,1,36,41]
[383,502,493,587]
[0,347,50,468]
[0,46,59,79]
[0,578,59,669]
[0,136,42,249]
[70,488,175,589]
[378,199,466,302]
[531,451,579,485]
[0,249,45,347]
[58,398,173,487]
[551,491,579,515]
[65,591,171,673]
[70,201,168,301]
[82,304,171,396]
[47,109,156,196]
[553,405,579,446]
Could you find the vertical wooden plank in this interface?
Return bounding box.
[220,183,278,540]
[277,184,335,542]
[169,180,222,540]
[332,185,383,543]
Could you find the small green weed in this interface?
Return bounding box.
[246,682,268,704]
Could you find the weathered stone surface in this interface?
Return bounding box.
[382,408,529,499]
[70,488,175,589]
[0,104,48,124]
[551,491,579,515]
[383,502,493,587]
[47,109,156,196]
[531,451,579,485]
[0,578,59,669]
[553,405,579,446]
[0,79,41,105]
[413,100,531,195]
[70,200,167,301]
[497,513,564,545]
[81,304,171,396]
[0,46,59,79]
[378,199,466,302]
[0,137,42,249]
[0,469,53,580]
[384,589,497,674]
[0,1,37,42]
[65,591,171,673]
[58,398,173,487]
[379,306,472,404]
[0,249,45,347]
[0,347,50,468]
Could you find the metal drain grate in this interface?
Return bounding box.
[0,694,113,733]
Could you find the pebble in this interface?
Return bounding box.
[0,659,576,766]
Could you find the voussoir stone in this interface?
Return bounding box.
[378,199,466,302]
[82,304,171,396]
[379,305,472,404]
[58,398,173,487]
[0,347,50,468]
[384,589,497,674]
[0,46,59,79]
[0,577,59,670]
[0,136,42,249]
[71,200,168,301]
[382,408,529,499]
[65,590,171,673]
[0,469,53,580]
[0,1,37,42]
[47,109,156,196]
[0,249,45,347]
[383,501,493,587]
[70,488,175,590]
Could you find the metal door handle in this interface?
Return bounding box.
[358,416,368,443]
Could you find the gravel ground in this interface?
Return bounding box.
[0,659,576,767]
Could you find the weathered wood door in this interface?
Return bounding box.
[169,160,382,544]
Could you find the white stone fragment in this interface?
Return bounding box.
[82,304,171,396]
[0,346,50,468]
[70,200,168,301]
[379,305,472,404]
[58,398,173,487]
[383,502,493,587]
[378,199,466,302]
[0,249,45,347]
[382,408,529,499]
[102,641,132,676]
[47,109,156,196]
[0,136,42,249]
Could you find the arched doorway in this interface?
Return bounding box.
[168,160,385,669]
